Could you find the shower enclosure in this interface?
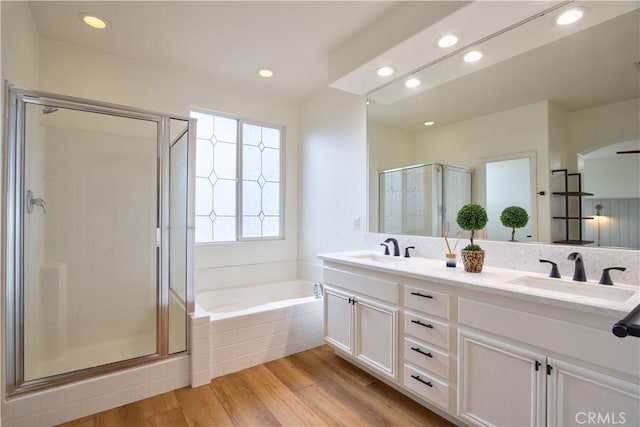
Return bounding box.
[3,87,194,394]
[379,163,472,236]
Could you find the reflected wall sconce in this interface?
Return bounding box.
[595,204,603,246]
[595,204,603,216]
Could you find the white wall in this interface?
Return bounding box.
[583,156,640,199]
[415,101,551,241]
[38,38,300,290]
[1,1,42,422]
[567,99,640,171]
[1,1,39,88]
[297,88,367,281]
[367,122,414,233]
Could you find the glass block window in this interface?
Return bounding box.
[191,110,283,243]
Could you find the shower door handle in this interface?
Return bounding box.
[26,190,47,214]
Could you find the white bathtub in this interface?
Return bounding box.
[195,280,324,378]
[195,279,321,319]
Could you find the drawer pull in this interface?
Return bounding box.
[410,346,433,358]
[411,374,433,387]
[410,292,433,299]
[411,319,434,329]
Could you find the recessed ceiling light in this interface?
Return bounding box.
[376,66,394,77]
[258,68,274,78]
[405,78,421,88]
[463,50,483,63]
[556,9,584,26]
[424,121,435,126]
[437,34,459,48]
[80,13,109,30]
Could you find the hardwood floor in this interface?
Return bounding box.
[63,345,454,426]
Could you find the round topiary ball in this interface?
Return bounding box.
[456,204,488,248]
[500,206,529,241]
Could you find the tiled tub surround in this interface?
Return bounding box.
[190,280,324,387]
[364,233,640,287]
[2,356,190,427]
[209,298,323,378]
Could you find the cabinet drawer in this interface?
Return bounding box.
[404,312,449,350]
[404,364,449,410]
[323,267,399,304]
[404,285,449,319]
[404,337,449,380]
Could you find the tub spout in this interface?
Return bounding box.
[313,282,324,299]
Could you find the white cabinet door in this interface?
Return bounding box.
[324,287,353,353]
[355,297,398,378]
[547,357,640,427]
[458,330,546,427]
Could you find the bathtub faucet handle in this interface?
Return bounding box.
[313,282,324,299]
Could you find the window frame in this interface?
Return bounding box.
[191,108,285,243]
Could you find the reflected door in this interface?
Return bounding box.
[442,165,472,238]
[485,157,534,242]
[22,103,159,381]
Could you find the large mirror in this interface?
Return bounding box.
[368,1,639,249]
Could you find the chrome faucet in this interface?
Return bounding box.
[567,252,586,282]
[384,237,400,256]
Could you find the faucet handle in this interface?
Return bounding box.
[404,246,415,258]
[599,267,626,286]
[539,259,561,278]
[380,243,390,255]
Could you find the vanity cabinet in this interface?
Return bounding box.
[458,299,640,427]
[402,284,452,411]
[547,357,639,427]
[319,255,640,427]
[323,266,399,379]
[458,330,546,426]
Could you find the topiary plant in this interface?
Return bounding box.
[500,206,529,242]
[456,204,488,251]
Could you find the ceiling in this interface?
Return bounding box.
[368,3,640,132]
[28,1,399,103]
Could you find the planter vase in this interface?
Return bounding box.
[461,249,485,273]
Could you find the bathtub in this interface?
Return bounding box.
[194,280,325,378]
[195,280,321,319]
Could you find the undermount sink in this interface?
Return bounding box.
[508,276,637,302]
[348,253,404,264]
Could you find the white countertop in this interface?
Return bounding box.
[318,250,640,319]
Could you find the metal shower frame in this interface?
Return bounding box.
[2,85,195,395]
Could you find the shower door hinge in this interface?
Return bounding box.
[156,228,161,247]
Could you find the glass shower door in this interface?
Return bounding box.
[442,165,473,238]
[22,102,159,381]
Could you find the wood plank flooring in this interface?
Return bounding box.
[63,345,454,427]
